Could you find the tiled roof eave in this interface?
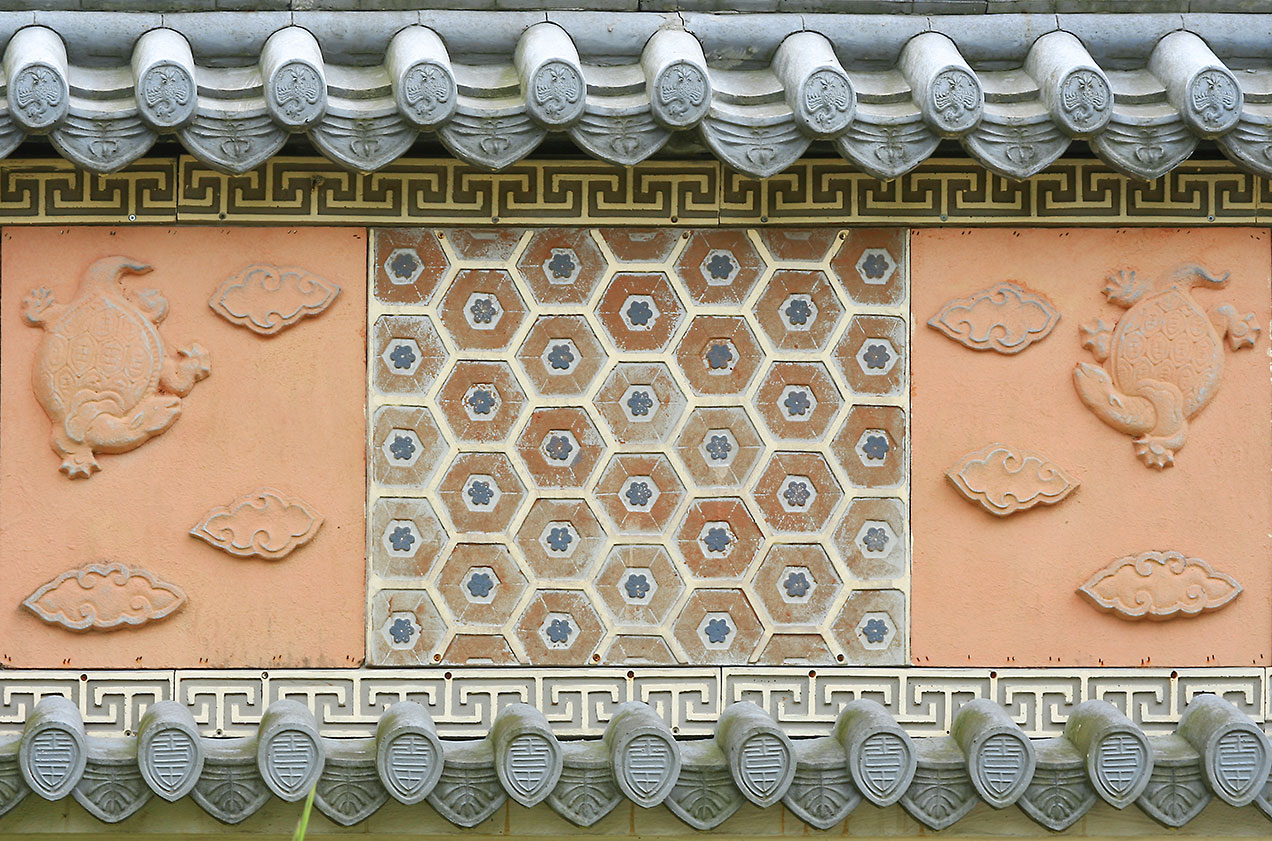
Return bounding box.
[1,11,1271,180]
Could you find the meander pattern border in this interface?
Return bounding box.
[0,157,1266,226]
[0,668,1264,738]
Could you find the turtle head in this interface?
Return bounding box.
[80,256,152,293]
[1173,264,1229,290]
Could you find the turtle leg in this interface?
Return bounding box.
[1129,378,1188,470]
[50,428,99,479]
[80,395,182,456]
[159,343,211,396]
[22,288,63,326]
[1079,319,1115,362]
[1209,304,1261,351]
[1073,362,1155,435]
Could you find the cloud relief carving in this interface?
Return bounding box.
[210,264,340,336]
[191,487,323,560]
[1079,551,1242,620]
[946,444,1078,517]
[928,281,1059,354]
[23,563,187,631]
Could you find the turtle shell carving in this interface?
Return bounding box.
[1073,265,1259,469]
[23,256,211,478]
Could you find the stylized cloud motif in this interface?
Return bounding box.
[23,563,186,631]
[210,264,340,336]
[191,488,323,560]
[928,281,1060,354]
[1079,551,1242,620]
[947,444,1079,517]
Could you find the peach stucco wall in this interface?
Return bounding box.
[911,228,1271,667]
[0,227,367,667]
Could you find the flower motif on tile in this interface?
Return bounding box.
[545,434,574,462]
[546,617,573,644]
[704,616,732,644]
[706,342,734,370]
[783,570,810,599]
[469,296,498,324]
[856,249,896,283]
[782,480,811,508]
[862,434,890,462]
[546,526,574,553]
[862,526,889,553]
[389,525,416,553]
[624,573,651,601]
[703,251,737,284]
[467,388,496,415]
[626,299,654,327]
[706,434,733,462]
[389,616,416,645]
[388,249,421,282]
[467,479,494,507]
[784,297,812,326]
[703,526,732,554]
[390,434,416,462]
[389,343,417,370]
[547,249,577,281]
[861,343,891,370]
[626,389,654,417]
[861,617,889,644]
[625,481,653,509]
[467,571,495,599]
[783,390,811,417]
[547,342,575,370]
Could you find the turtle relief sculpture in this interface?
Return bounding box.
[1073,265,1259,469]
[22,256,211,478]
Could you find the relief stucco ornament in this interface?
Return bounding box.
[190,488,323,560]
[22,563,187,632]
[1073,265,1259,469]
[22,257,211,478]
[209,264,341,336]
[927,281,1060,354]
[946,443,1078,517]
[1078,551,1242,621]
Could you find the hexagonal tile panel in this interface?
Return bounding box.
[369,589,446,666]
[832,589,905,665]
[675,497,764,579]
[599,227,682,262]
[515,590,605,665]
[595,453,686,535]
[675,230,766,306]
[752,544,843,627]
[597,272,685,353]
[437,452,526,533]
[674,406,765,489]
[753,361,843,442]
[372,405,448,487]
[832,497,907,582]
[517,228,607,305]
[374,228,449,305]
[516,315,605,397]
[436,543,528,627]
[595,544,685,628]
[674,316,764,397]
[438,268,527,350]
[371,497,448,580]
[672,589,763,665]
[372,314,447,396]
[829,228,906,306]
[436,360,527,444]
[516,406,605,489]
[753,269,843,352]
[751,452,844,534]
[594,362,687,446]
[831,405,906,489]
[514,498,604,580]
[835,314,907,397]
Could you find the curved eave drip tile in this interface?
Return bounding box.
[2,15,1272,179]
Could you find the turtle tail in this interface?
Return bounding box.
[1173,264,1229,289]
[79,256,152,293]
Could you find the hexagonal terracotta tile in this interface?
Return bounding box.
[595,453,686,535]
[436,542,528,626]
[832,589,905,665]
[593,362,687,446]
[596,272,685,353]
[599,228,682,263]
[674,316,764,397]
[516,406,604,489]
[832,497,907,582]
[829,229,906,307]
[374,228,449,305]
[371,497,448,580]
[595,544,685,628]
[517,228,607,305]
[831,405,906,489]
[758,634,836,665]
[751,452,843,533]
[437,452,526,534]
[672,588,763,665]
[752,544,842,626]
[372,405,448,487]
[369,589,446,666]
[435,360,527,444]
[674,230,766,306]
[675,497,764,579]
[752,270,843,352]
[834,314,906,397]
[674,406,764,489]
[372,315,448,397]
[514,498,605,580]
[752,361,842,442]
[516,315,605,397]
[602,635,679,665]
[442,633,518,665]
[759,229,838,262]
[438,269,527,351]
[515,590,605,665]
[439,227,526,261]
